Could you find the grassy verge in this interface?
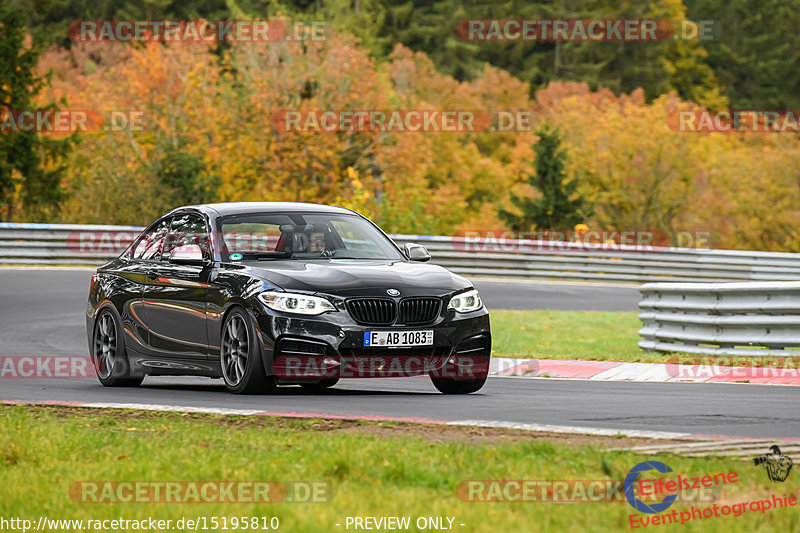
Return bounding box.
[1,405,795,532]
[488,310,800,367]
[489,310,664,362]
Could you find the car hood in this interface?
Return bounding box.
[241,259,472,297]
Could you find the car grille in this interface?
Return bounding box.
[276,338,328,356]
[346,298,396,325]
[399,298,441,324]
[346,297,441,325]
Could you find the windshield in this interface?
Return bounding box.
[217,212,404,262]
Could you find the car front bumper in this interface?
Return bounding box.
[256,308,491,380]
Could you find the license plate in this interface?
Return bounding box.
[363,330,434,347]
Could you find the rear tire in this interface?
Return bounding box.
[430,376,486,394]
[221,308,275,394]
[92,309,144,387]
[299,378,339,390]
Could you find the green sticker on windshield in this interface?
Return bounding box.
[230,253,243,261]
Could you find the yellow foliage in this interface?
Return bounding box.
[29,32,800,251]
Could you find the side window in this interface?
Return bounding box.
[164,213,211,261]
[131,217,172,261]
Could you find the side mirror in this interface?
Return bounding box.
[169,244,208,266]
[404,243,431,262]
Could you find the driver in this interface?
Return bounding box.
[307,232,326,253]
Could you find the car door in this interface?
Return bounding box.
[125,216,172,359]
[116,218,171,356]
[141,212,212,361]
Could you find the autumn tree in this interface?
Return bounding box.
[155,139,220,206]
[30,21,800,252]
[499,124,591,231]
[0,0,72,221]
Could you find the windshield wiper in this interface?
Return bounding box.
[253,253,292,261]
[328,256,384,260]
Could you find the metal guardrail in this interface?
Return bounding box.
[390,234,800,283]
[638,282,800,356]
[2,222,800,283]
[0,223,144,265]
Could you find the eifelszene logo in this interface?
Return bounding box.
[624,461,677,514]
[753,445,793,482]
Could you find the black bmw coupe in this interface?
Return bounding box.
[87,202,491,394]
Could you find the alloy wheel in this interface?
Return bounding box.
[222,314,249,386]
[93,313,116,379]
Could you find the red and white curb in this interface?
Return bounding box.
[490,357,800,386]
[609,439,800,457]
[6,399,800,445]
[1,354,795,385]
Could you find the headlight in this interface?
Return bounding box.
[447,289,482,313]
[259,291,336,315]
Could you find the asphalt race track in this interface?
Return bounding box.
[1,268,798,440]
[0,270,639,357]
[471,278,640,311]
[2,375,799,439]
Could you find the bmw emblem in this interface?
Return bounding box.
[386,288,400,296]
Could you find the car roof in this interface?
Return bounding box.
[174,202,357,217]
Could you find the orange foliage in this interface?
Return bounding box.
[32,34,800,251]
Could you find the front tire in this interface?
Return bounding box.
[92,309,144,387]
[430,376,486,394]
[221,308,274,394]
